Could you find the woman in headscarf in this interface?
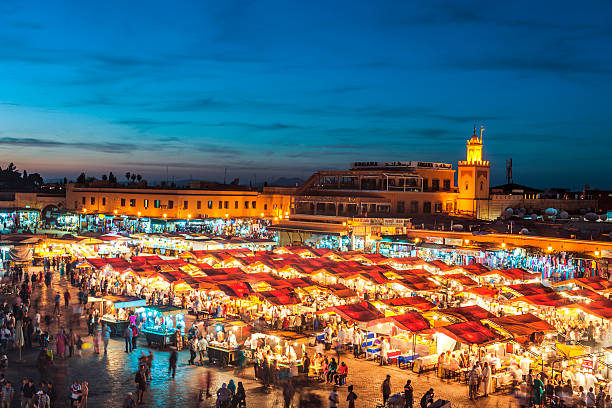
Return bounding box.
[216,383,231,408]
[532,372,544,407]
[56,328,66,359]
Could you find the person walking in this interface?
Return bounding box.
[328,385,339,408]
[234,381,246,408]
[1,380,14,408]
[56,329,66,359]
[53,293,60,316]
[346,385,358,408]
[135,366,147,404]
[131,324,138,350]
[63,290,71,308]
[482,362,492,397]
[188,337,198,365]
[198,336,208,366]
[468,365,479,400]
[382,375,391,406]
[124,325,133,353]
[404,380,414,408]
[169,350,178,379]
[282,381,295,408]
[67,329,76,358]
[102,324,111,353]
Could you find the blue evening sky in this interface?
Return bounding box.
[0,0,610,188]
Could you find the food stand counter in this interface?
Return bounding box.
[138,305,186,348]
[207,342,242,367]
[97,295,146,336]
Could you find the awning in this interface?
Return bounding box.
[8,246,33,262]
[378,296,435,311]
[259,289,301,306]
[553,277,612,293]
[142,305,186,316]
[434,305,496,321]
[431,321,505,346]
[102,295,146,308]
[481,268,539,281]
[506,292,571,308]
[368,311,430,333]
[316,301,384,323]
[485,313,556,339]
[562,300,612,320]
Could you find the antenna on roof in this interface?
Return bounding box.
[480,125,485,142]
[506,158,513,184]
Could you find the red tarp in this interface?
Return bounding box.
[443,273,478,287]
[466,287,499,298]
[368,311,430,333]
[482,268,539,281]
[554,277,612,292]
[428,260,451,271]
[486,313,556,338]
[505,283,553,297]
[316,301,384,322]
[434,321,505,346]
[259,289,301,306]
[437,305,496,321]
[396,275,440,292]
[565,300,612,320]
[323,284,357,299]
[508,292,571,308]
[379,296,435,311]
[561,289,607,302]
[217,282,253,298]
[450,263,489,276]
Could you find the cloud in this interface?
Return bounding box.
[318,86,367,94]
[114,118,191,130]
[446,54,612,76]
[152,98,233,112]
[200,122,311,131]
[0,136,140,154]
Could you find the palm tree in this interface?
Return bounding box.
[125,172,131,183]
[131,174,136,183]
[136,174,142,183]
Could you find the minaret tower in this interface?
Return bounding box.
[457,125,490,218]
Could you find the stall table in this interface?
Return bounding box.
[98,295,146,337]
[139,305,186,348]
[207,343,241,367]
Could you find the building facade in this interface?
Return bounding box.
[65,184,293,219]
[293,161,459,218]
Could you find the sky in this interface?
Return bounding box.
[0,1,611,189]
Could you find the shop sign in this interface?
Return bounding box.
[602,250,612,258]
[445,238,463,246]
[425,236,444,245]
[581,359,593,370]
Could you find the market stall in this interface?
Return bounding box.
[138,305,186,347]
[97,295,146,336]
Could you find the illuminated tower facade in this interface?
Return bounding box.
[457,126,490,218]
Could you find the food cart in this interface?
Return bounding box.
[205,319,250,367]
[138,305,187,348]
[98,295,146,336]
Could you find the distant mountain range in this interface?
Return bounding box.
[145,177,305,188]
[256,177,304,187]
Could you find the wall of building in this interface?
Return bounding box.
[295,190,458,217]
[0,192,65,211]
[486,195,599,220]
[65,184,292,219]
[403,229,612,254]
